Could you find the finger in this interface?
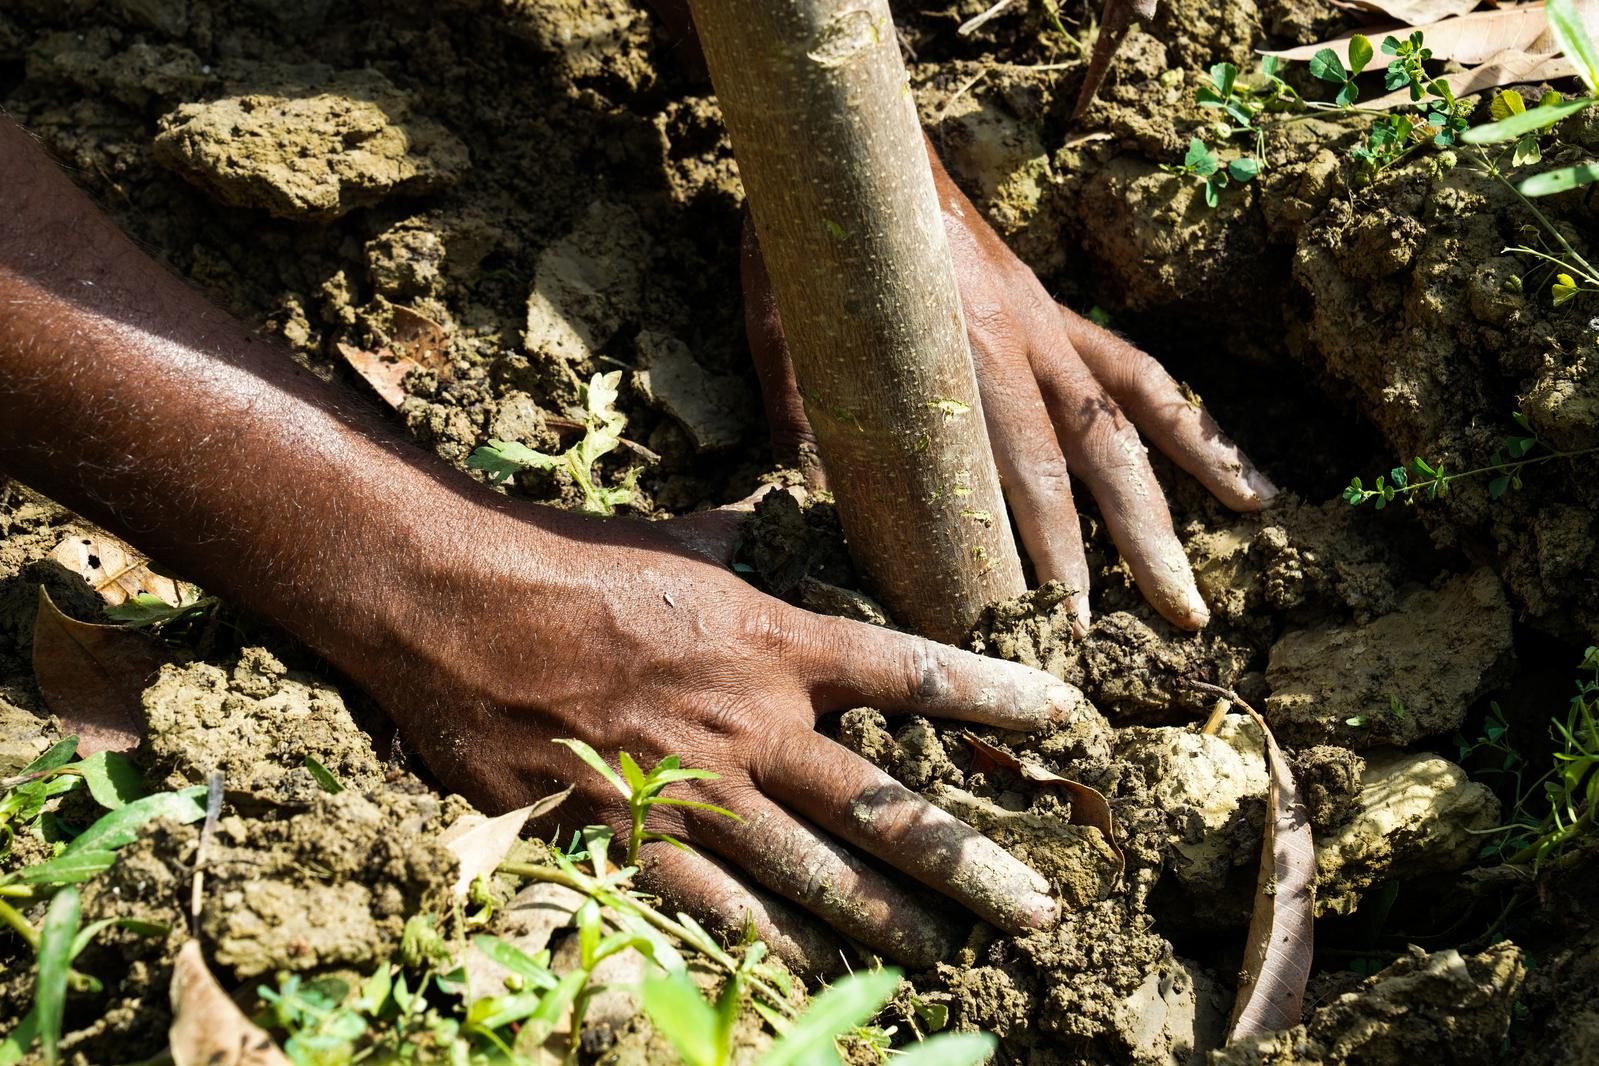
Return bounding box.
[1060,310,1277,511]
[691,789,960,968]
[802,613,1089,731]
[742,217,827,489]
[1029,331,1210,629]
[633,839,845,981]
[759,733,1058,936]
[966,326,1093,634]
[664,484,808,566]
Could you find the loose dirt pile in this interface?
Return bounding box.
[3,0,1597,1063]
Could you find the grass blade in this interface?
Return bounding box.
[1518,163,1599,197]
[893,1032,998,1066]
[1549,0,1599,91]
[63,787,206,856]
[36,886,81,1064]
[1461,98,1594,144]
[642,973,719,1066]
[761,969,901,1066]
[553,738,626,797]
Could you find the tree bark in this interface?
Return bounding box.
[688,0,1026,642]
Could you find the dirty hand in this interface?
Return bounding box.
[745,144,1277,633]
[373,501,1076,974]
[0,116,1067,978]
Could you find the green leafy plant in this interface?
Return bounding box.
[1308,33,1374,107]
[553,739,739,864]
[469,370,638,515]
[1462,647,1599,869]
[1343,413,1599,508]
[0,884,167,1066]
[1462,0,1599,200]
[1161,136,1259,207]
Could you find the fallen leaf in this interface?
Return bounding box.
[1329,0,1485,23]
[48,533,183,609]
[388,306,451,372]
[960,732,1125,874]
[439,787,572,897]
[32,587,166,756]
[337,342,422,408]
[1073,0,1160,120]
[168,940,292,1066]
[1367,48,1574,106]
[1262,5,1558,70]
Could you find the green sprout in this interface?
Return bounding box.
[1343,413,1599,507]
[1161,136,1259,207]
[469,370,638,516]
[554,739,739,865]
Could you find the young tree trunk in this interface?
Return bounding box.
[687,0,1025,642]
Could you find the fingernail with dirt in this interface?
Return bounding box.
[1246,464,1280,506]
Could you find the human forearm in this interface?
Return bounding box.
[0,117,545,683]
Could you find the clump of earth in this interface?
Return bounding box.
[2,0,1596,1063]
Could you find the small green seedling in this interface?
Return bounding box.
[554,739,739,864]
[469,370,638,515]
[1377,32,1430,101]
[1308,33,1374,107]
[1162,137,1259,207]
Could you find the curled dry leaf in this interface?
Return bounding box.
[32,587,167,756]
[1073,0,1160,120]
[1329,0,1485,23]
[1368,48,1574,107]
[337,306,451,408]
[169,939,292,1066]
[48,533,184,609]
[960,731,1125,875]
[1262,4,1559,70]
[1188,684,1316,1042]
[439,786,572,896]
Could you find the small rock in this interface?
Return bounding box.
[1288,745,1365,831]
[153,66,468,219]
[1212,943,1524,1065]
[1117,717,1268,897]
[1314,750,1498,917]
[1265,569,1514,748]
[524,200,646,374]
[0,699,48,774]
[633,332,752,451]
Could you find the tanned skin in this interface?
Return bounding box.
[0,62,1270,974]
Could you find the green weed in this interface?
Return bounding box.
[554,739,740,865]
[1343,412,1599,508]
[469,371,638,515]
[0,737,190,1064]
[1460,647,1599,870]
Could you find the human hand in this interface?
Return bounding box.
[364,500,1082,976]
[743,144,1277,633]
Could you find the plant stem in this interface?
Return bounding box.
[1479,149,1599,280]
[0,884,36,898]
[0,897,39,950]
[497,861,797,1017]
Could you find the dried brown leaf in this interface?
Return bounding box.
[1262,5,1556,69]
[1229,709,1315,1040]
[1366,48,1574,106]
[337,342,422,409]
[32,587,166,755]
[1073,0,1161,120]
[439,787,572,896]
[169,939,292,1066]
[48,533,184,609]
[388,306,450,372]
[1329,0,1486,23]
[960,731,1124,873]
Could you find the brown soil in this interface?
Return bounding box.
[3,0,1598,1063]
